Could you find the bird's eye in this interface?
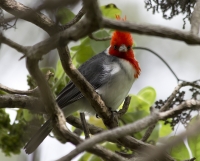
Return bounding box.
[127,46,131,50]
[113,45,118,50]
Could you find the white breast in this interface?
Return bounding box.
[96,58,136,110]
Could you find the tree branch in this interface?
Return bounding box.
[1,33,28,54]
[0,0,60,35]
[65,96,200,161]
[59,113,159,160]
[161,82,200,112]
[55,129,127,161]
[190,0,200,35]
[0,94,46,113]
[103,18,200,45]
[66,115,156,154]
[0,83,38,96]
[118,96,131,118]
[142,82,200,142]
[159,99,200,119]
[141,119,200,161]
[62,7,85,29]
[80,112,90,138]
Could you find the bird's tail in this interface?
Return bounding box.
[24,119,53,154]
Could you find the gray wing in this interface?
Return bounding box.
[56,52,117,108]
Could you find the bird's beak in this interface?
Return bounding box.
[119,44,127,52]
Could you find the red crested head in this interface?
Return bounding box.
[108,15,140,78]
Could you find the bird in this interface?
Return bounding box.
[24,15,141,154]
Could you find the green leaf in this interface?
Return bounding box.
[0,90,6,95]
[71,45,80,51]
[100,4,121,19]
[127,94,150,113]
[56,7,75,25]
[89,155,102,161]
[75,45,96,64]
[55,60,64,79]
[170,136,190,160]
[121,110,149,124]
[124,87,156,113]
[146,123,159,143]
[78,152,92,161]
[188,116,200,160]
[23,110,33,122]
[102,142,120,151]
[159,121,172,138]
[90,30,110,54]
[40,67,55,75]
[137,86,156,106]
[71,37,95,64]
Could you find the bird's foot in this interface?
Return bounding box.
[96,113,100,118]
[108,107,119,126]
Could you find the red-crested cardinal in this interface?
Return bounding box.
[24,16,141,154]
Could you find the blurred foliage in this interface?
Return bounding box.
[187,116,200,160]
[0,108,43,156]
[1,2,199,161]
[170,136,190,161]
[56,7,75,25]
[144,0,196,29]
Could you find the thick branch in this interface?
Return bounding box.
[0,0,60,35]
[66,115,155,152]
[0,94,45,113]
[60,113,159,160]
[55,128,127,161]
[65,97,199,161]
[103,18,200,45]
[191,0,200,35]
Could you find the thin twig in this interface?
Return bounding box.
[142,82,200,141]
[134,47,180,82]
[118,96,131,118]
[80,112,90,138]
[183,157,196,161]
[1,34,28,54]
[141,124,156,142]
[161,82,200,112]
[62,7,85,29]
[0,83,38,96]
[159,99,200,119]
